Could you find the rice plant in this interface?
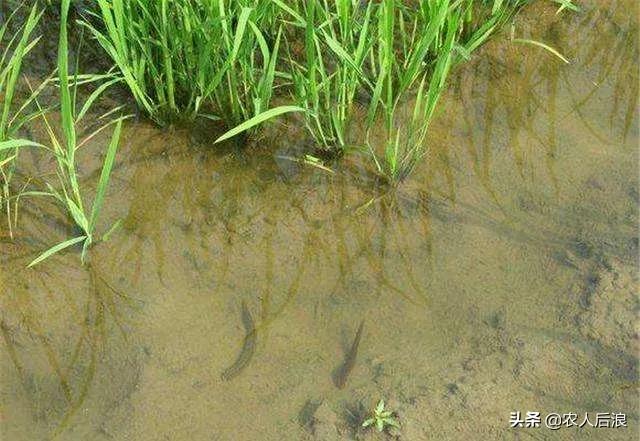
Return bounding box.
[363,0,528,183]
[85,0,301,140]
[271,0,528,180]
[27,0,125,267]
[83,0,220,125]
[210,2,303,143]
[277,0,375,154]
[213,3,279,127]
[360,0,459,182]
[0,3,43,236]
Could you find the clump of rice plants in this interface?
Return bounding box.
[0,0,538,270]
[277,0,375,154]
[85,0,300,139]
[27,0,126,267]
[273,0,527,181]
[363,0,460,182]
[0,0,539,275]
[0,3,43,236]
[83,0,224,125]
[81,0,530,180]
[363,0,528,183]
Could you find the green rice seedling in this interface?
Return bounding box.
[0,3,43,236]
[84,0,221,125]
[364,0,529,183]
[276,0,375,154]
[85,0,300,140]
[211,2,303,142]
[363,0,460,182]
[27,0,125,267]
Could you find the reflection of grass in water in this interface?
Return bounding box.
[1,261,137,438]
[451,20,563,206]
[561,2,638,142]
[447,0,637,217]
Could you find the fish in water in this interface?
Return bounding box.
[221,301,257,381]
[332,320,365,389]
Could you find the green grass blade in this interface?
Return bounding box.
[65,196,89,233]
[0,3,41,139]
[58,0,76,152]
[27,235,87,268]
[215,106,305,143]
[272,0,306,26]
[76,77,122,123]
[0,154,16,168]
[230,7,253,62]
[89,119,122,234]
[0,139,46,151]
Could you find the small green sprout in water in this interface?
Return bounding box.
[362,399,400,433]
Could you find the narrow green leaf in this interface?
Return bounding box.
[76,77,122,123]
[230,7,253,62]
[27,235,87,268]
[102,218,122,242]
[89,119,122,233]
[0,139,45,151]
[215,106,305,143]
[271,0,306,26]
[0,154,15,167]
[66,196,89,233]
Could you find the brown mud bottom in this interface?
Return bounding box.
[0,0,638,440]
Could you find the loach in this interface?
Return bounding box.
[221,301,257,381]
[333,320,365,389]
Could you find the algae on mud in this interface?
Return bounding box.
[0,0,639,440]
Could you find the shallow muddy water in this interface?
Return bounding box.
[1,1,638,440]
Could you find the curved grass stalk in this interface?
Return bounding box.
[215,105,304,143]
[512,38,571,64]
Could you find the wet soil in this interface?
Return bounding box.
[1,0,638,440]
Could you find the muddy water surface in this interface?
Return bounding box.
[1,1,638,440]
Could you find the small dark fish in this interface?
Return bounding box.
[221,301,257,381]
[332,320,365,389]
